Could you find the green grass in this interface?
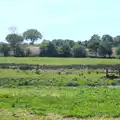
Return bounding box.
[0,57,120,65]
[0,68,119,87]
[1,57,120,119]
[1,86,120,119]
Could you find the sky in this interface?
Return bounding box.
[0,0,120,43]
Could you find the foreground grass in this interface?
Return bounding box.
[0,86,120,119]
[0,57,120,65]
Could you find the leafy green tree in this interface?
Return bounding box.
[101,35,113,57]
[98,42,112,58]
[79,40,88,48]
[77,41,82,45]
[87,34,101,56]
[23,29,42,44]
[116,47,120,57]
[64,39,75,48]
[52,39,75,48]
[72,44,87,57]
[113,35,120,46]
[0,43,10,56]
[60,44,71,57]
[57,47,64,57]
[106,43,113,58]
[52,39,64,47]
[98,43,107,57]
[102,34,113,43]
[52,39,72,57]
[40,40,57,57]
[6,34,23,56]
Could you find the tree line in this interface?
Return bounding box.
[1,27,120,58]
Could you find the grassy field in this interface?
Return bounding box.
[0,57,120,65]
[0,86,120,120]
[1,57,120,119]
[0,68,119,87]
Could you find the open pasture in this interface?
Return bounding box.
[0,57,120,65]
[1,87,120,119]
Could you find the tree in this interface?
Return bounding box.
[80,40,88,48]
[72,44,87,57]
[98,43,107,57]
[116,47,120,57]
[87,34,101,56]
[0,43,10,56]
[60,44,71,57]
[64,39,75,48]
[23,29,42,44]
[98,42,112,58]
[106,43,113,58]
[57,47,64,57]
[52,39,64,47]
[6,34,23,56]
[52,39,75,48]
[113,35,120,46]
[102,34,113,43]
[40,40,57,57]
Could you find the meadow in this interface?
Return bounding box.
[1,86,120,120]
[0,57,120,65]
[1,57,120,119]
[0,68,119,87]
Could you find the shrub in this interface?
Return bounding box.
[66,81,79,87]
[35,70,41,75]
[88,71,91,74]
[19,65,32,70]
[58,71,61,75]
[72,44,87,57]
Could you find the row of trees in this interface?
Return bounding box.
[1,27,120,58]
[39,34,120,58]
[40,40,86,57]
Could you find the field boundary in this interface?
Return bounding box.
[1,63,120,70]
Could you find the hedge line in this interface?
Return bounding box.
[0,63,120,70]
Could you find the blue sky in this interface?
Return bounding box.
[0,0,120,43]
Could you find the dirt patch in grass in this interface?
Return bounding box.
[1,109,120,120]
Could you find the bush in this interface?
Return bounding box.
[66,81,79,87]
[72,44,87,57]
[35,70,41,75]
[58,71,61,75]
[19,65,32,70]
